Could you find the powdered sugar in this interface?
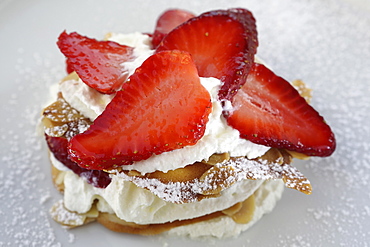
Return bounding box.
[0,41,67,246]
[50,200,85,226]
[120,152,310,204]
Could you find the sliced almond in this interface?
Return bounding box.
[50,200,98,228]
[292,79,312,103]
[222,202,243,216]
[285,150,310,160]
[43,94,84,123]
[202,153,230,165]
[61,71,79,82]
[230,194,255,224]
[198,165,237,195]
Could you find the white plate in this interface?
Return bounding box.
[1,0,369,246]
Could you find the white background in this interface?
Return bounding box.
[0,0,369,246]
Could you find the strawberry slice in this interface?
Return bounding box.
[225,63,336,157]
[68,50,212,170]
[156,8,258,101]
[151,9,195,48]
[45,134,111,188]
[65,58,74,74]
[57,31,135,94]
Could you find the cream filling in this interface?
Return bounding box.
[57,159,264,224]
[167,179,284,238]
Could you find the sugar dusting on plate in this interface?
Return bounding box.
[0,49,68,246]
[255,0,370,245]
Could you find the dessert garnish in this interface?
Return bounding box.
[156,8,258,101]
[226,63,335,156]
[152,9,195,48]
[68,50,212,170]
[58,31,135,94]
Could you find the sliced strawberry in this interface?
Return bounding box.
[45,134,111,188]
[65,58,74,74]
[151,9,195,48]
[57,31,135,94]
[68,50,212,170]
[156,8,258,101]
[225,63,336,157]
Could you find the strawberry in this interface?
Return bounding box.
[57,31,135,94]
[151,9,195,48]
[65,58,74,74]
[68,50,212,170]
[45,134,111,188]
[156,8,258,101]
[225,63,336,157]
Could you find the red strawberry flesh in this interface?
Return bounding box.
[152,9,195,48]
[156,8,258,101]
[226,63,336,157]
[45,134,111,188]
[68,50,212,170]
[57,31,135,94]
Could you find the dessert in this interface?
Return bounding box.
[41,8,336,238]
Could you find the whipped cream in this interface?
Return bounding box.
[59,32,270,174]
[59,79,114,120]
[168,180,284,238]
[52,155,271,224]
[107,32,154,77]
